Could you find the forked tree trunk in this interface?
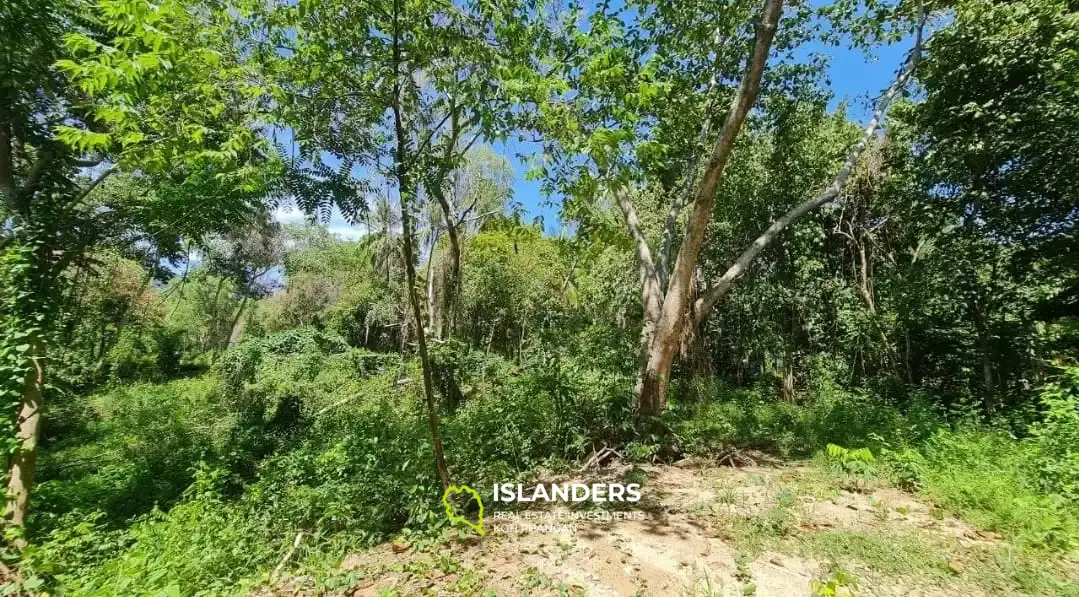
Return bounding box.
[5,333,45,548]
[635,0,782,417]
[632,6,926,417]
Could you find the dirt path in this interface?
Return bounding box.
[267,461,1031,596]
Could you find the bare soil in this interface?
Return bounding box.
[259,461,1025,596]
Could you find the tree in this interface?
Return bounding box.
[426,146,513,339]
[202,214,284,350]
[535,0,926,416]
[247,0,546,490]
[1,0,278,539]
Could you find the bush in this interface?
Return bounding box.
[915,428,1079,553]
[1030,366,1079,500]
[33,377,223,527]
[669,384,943,458]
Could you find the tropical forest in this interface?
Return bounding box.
[1,0,1078,594]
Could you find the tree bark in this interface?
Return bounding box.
[632,7,927,416]
[227,293,250,349]
[431,188,462,338]
[5,333,45,548]
[425,227,442,338]
[0,101,15,209]
[613,188,664,402]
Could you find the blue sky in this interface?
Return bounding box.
[275,27,915,239]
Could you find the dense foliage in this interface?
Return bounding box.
[1,0,1077,593]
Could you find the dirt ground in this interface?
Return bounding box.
[261,460,1047,596]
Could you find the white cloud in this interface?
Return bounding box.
[272,206,308,224]
[328,226,366,240]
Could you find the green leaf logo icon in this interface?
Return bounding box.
[442,485,485,535]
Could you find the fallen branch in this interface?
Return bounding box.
[578,446,623,471]
[270,531,305,584]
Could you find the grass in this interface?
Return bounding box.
[22,359,1079,596]
[793,530,951,578]
[688,442,1079,597]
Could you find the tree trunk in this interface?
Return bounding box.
[638,333,679,417]
[443,218,462,336]
[392,0,451,492]
[636,0,783,418]
[780,346,795,403]
[425,227,443,339]
[5,333,45,547]
[973,307,995,416]
[226,294,250,349]
[431,187,462,338]
[400,194,451,491]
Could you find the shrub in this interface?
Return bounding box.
[1030,366,1079,500]
[916,428,1079,553]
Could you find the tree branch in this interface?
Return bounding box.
[658,28,726,288]
[613,186,660,292]
[693,13,927,326]
[72,166,117,207]
[661,0,783,321]
[16,150,54,206]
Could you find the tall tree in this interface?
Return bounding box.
[202,214,284,349]
[246,0,546,490]
[1,0,278,539]
[899,0,1079,411]
[426,146,513,339]
[536,0,926,416]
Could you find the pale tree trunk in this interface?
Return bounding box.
[227,294,250,349]
[430,186,463,339]
[780,356,795,403]
[635,0,783,417]
[614,188,664,399]
[5,333,45,548]
[626,6,926,418]
[428,105,472,341]
[441,206,462,337]
[425,227,443,339]
[392,0,451,491]
[971,298,995,416]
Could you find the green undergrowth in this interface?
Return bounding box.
[16,333,1079,595]
[18,329,634,594]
